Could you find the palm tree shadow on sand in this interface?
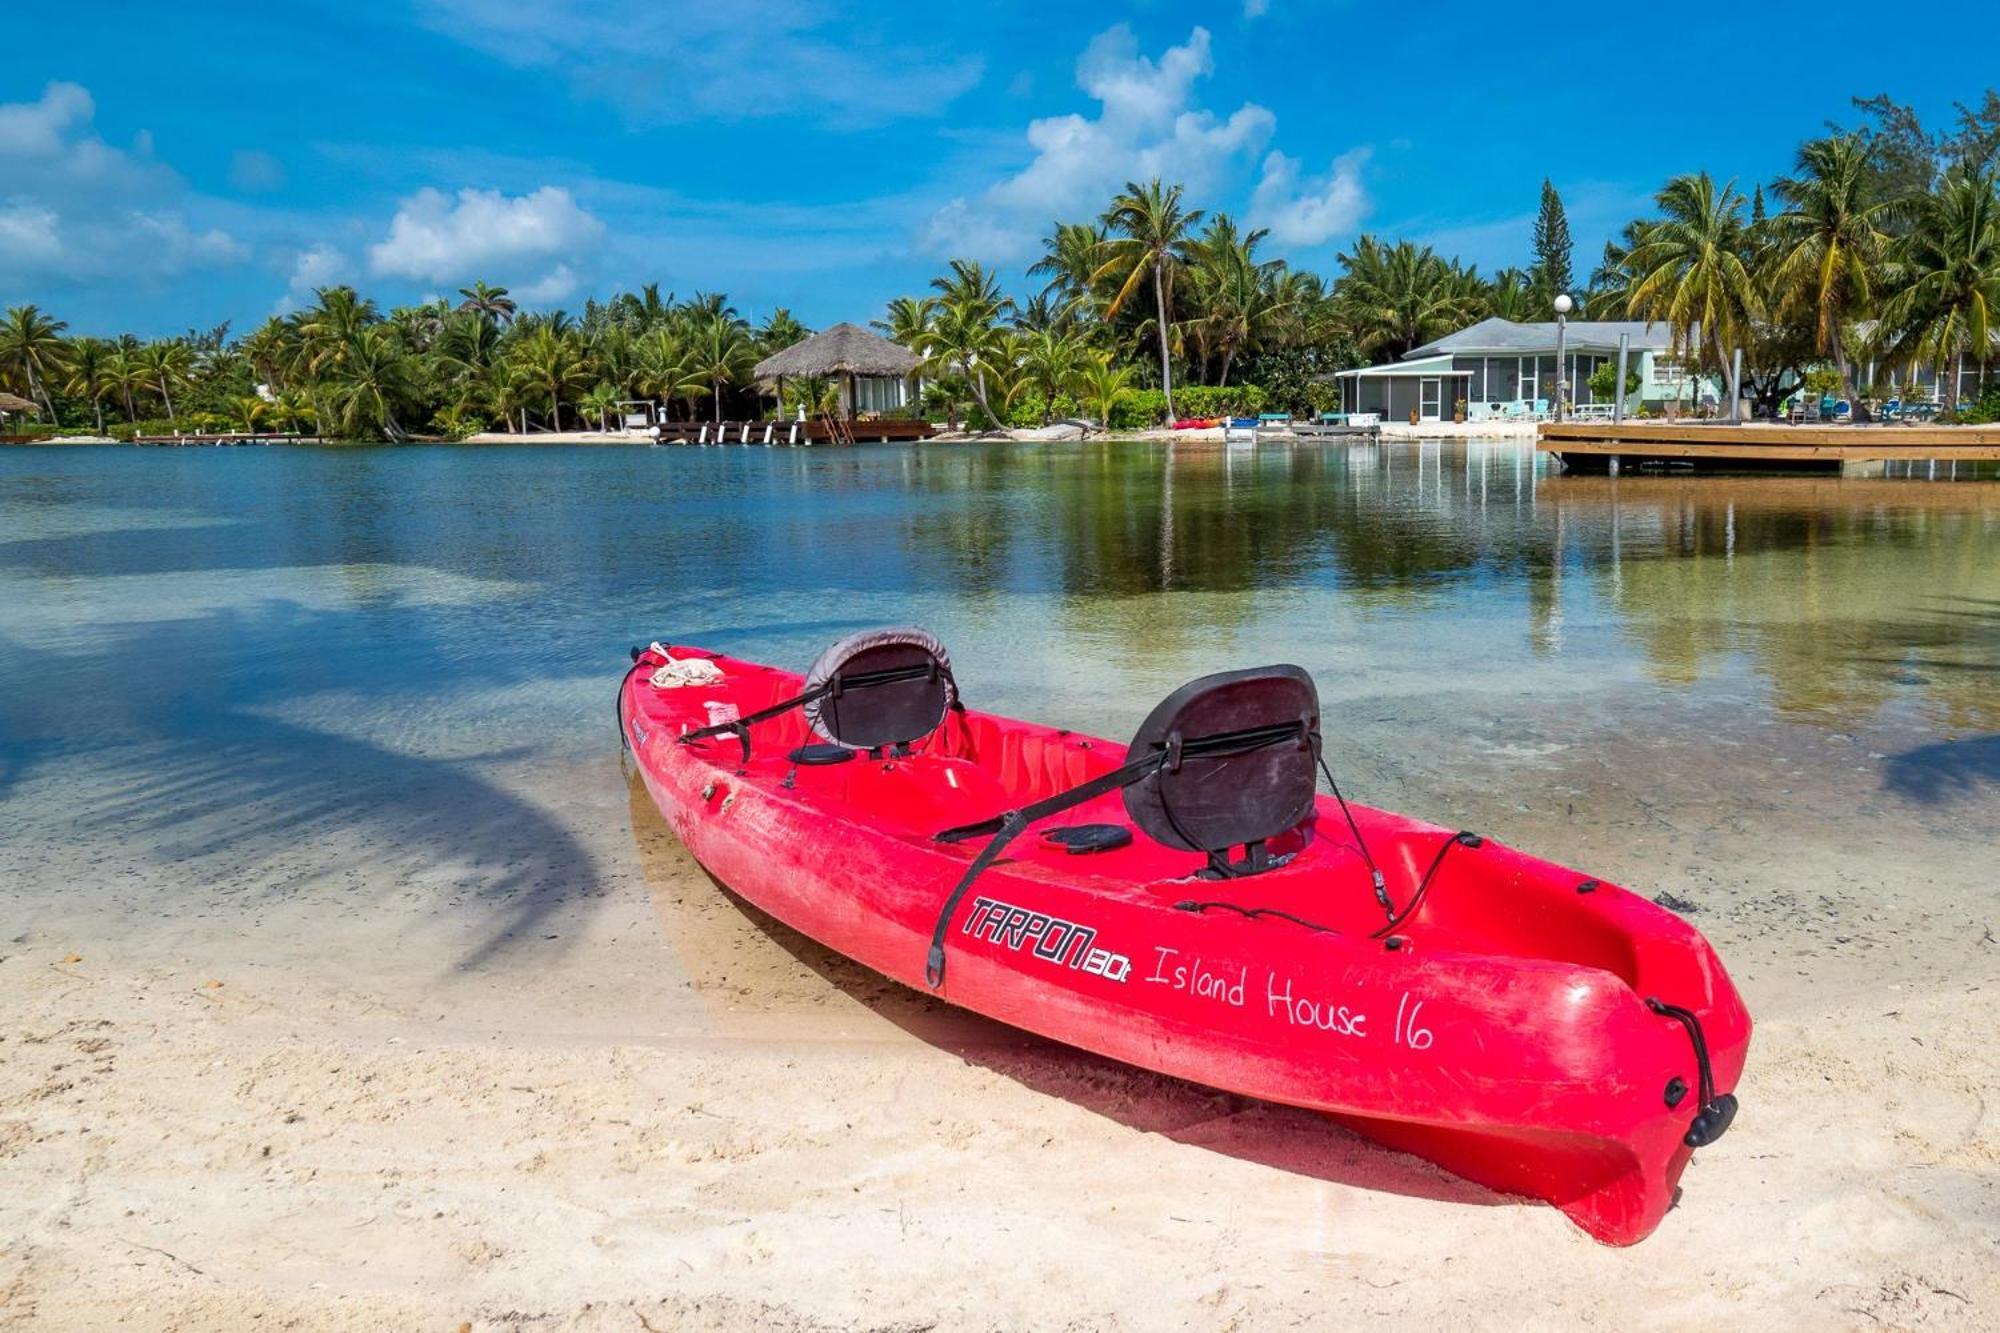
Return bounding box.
[621,771,1507,1211]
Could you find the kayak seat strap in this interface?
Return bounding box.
[926,749,1170,988]
[925,702,1320,989]
[677,625,960,771]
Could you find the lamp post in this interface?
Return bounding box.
[1552,292,1573,422]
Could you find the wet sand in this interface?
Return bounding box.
[4,709,1995,1331]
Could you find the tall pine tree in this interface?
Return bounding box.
[1531,179,1574,302]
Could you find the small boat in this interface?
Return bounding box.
[619,629,1750,1244]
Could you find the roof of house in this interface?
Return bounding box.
[752,322,921,380]
[1407,317,1679,359]
[1333,353,1471,379]
[0,391,38,413]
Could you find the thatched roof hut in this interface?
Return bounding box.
[753,322,921,380]
[0,391,39,415]
[754,323,920,417]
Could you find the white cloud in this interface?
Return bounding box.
[515,263,578,303]
[417,0,981,127]
[0,205,62,268]
[276,245,349,314]
[1244,0,1271,16]
[229,148,285,193]
[922,26,1274,260]
[1249,148,1371,247]
[0,81,247,288]
[367,186,604,299]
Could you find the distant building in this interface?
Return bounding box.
[1336,317,1720,421]
[752,322,920,416]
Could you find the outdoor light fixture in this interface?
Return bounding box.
[1553,293,1573,422]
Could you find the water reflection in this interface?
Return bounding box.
[2,440,1995,774]
[1534,475,2000,729]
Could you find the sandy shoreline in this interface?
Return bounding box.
[5,697,1995,1330]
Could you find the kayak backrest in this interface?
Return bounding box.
[1122,665,1320,859]
[802,626,959,751]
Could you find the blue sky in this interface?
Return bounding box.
[5,0,1996,337]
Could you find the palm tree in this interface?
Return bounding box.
[1096,180,1205,420]
[928,261,1013,429]
[1486,267,1540,321]
[240,317,297,394]
[682,313,757,423]
[1879,166,2000,417]
[638,328,701,419]
[579,380,620,431]
[1622,173,1762,378]
[756,308,810,353]
[103,341,149,422]
[435,309,504,415]
[1181,216,1294,385]
[1011,292,1063,334]
[61,336,115,433]
[507,324,593,430]
[457,281,518,324]
[1765,134,1897,397]
[1332,237,1480,360]
[1586,223,1652,317]
[0,305,68,418]
[1029,220,1110,322]
[136,341,194,424]
[873,296,938,352]
[294,287,380,432]
[232,394,272,433]
[1070,352,1134,426]
[1019,328,1088,422]
[328,326,414,439]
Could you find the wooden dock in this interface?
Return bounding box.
[652,418,935,446]
[131,432,323,446]
[1539,421,2000,473]
[1287,421,1381,441]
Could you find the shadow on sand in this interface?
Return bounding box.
[621,772,1504,1211]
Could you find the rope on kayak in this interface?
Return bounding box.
[678,661,955,770]
[1647,998,1739,1147]
[1172,901,1340,934]
[1368,830,1484,940]
[615,648,649,752]
[1314,752,1391,922]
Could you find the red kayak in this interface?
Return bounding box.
[619,629,1750,1244]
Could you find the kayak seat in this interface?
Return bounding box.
[677,626,960,767]
[1122,665,1321,879]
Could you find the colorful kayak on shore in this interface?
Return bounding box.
[619,628,1750,1244]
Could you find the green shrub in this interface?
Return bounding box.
[1958,383,2000,424]
[1110,388,1166,429]
[1107,385,1269,427]
[1005,392,1081,427]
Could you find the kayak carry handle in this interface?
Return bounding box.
[1683,1093,1738,1148]
[1647,997,1738,1149]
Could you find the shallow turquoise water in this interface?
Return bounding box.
[1,440,1995,940]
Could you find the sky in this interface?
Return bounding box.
[5,0,1997,338]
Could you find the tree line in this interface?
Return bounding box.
[3,91,1996,439]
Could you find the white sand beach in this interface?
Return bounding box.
[5,714,1994,1331]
